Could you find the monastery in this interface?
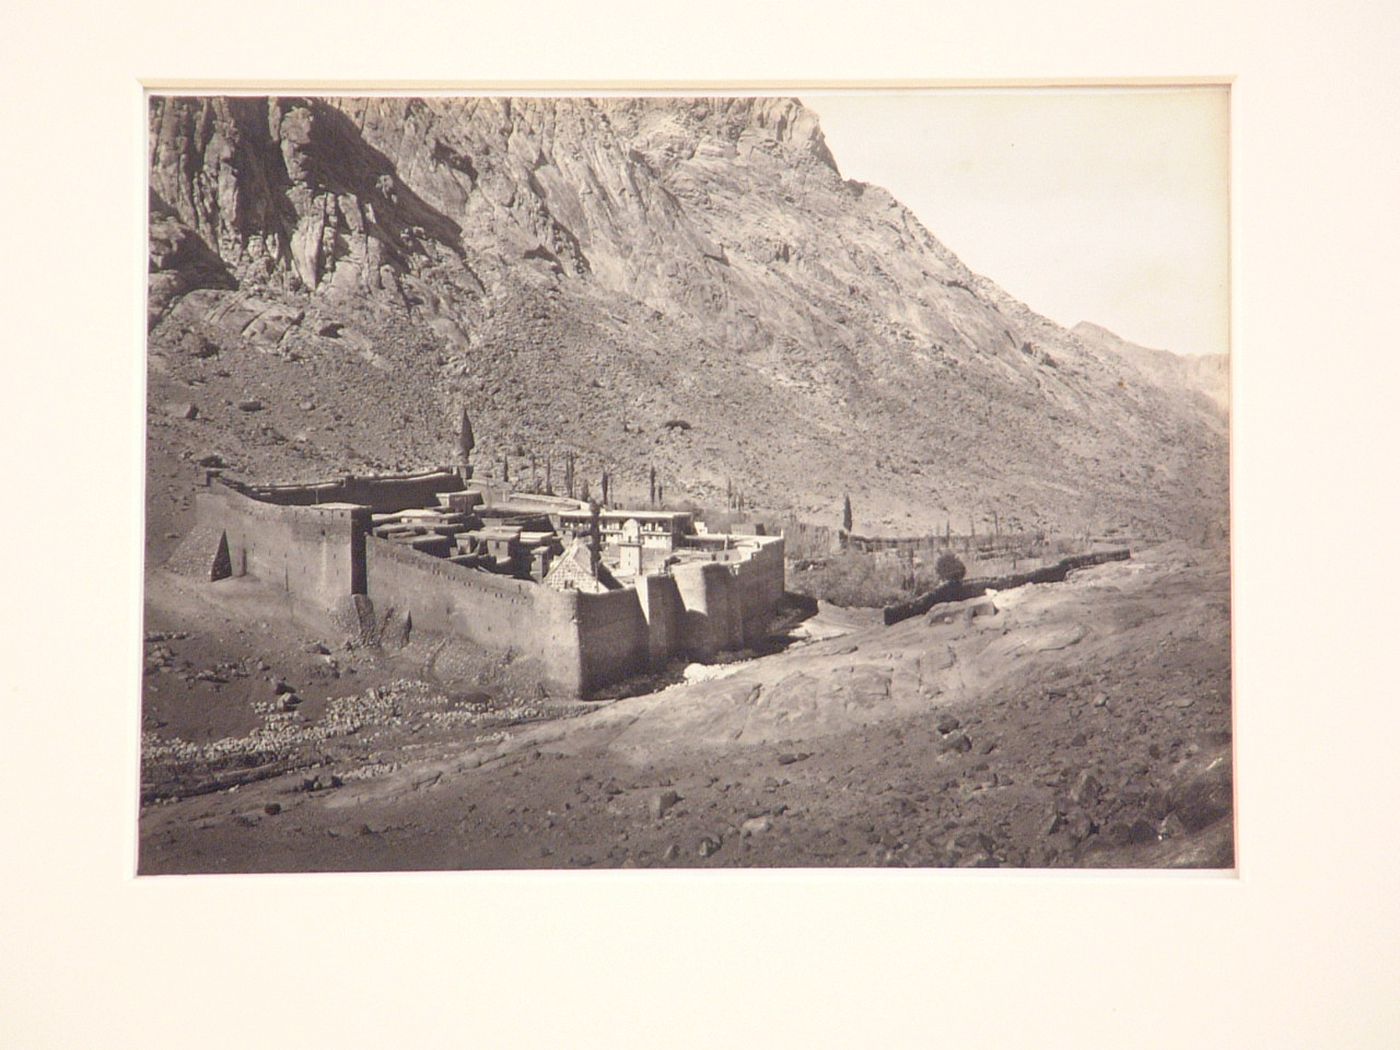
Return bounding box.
[180,443,785,697]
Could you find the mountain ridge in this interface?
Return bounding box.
[146,95,1228,540]
[1072,320,1229,415]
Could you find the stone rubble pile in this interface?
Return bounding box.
[142,677,563,784]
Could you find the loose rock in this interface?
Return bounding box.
[648,790,680,819]
[740,816,772,836]
[162,401,198,420]
[1069,770,1102,805]
[939,733,973,754]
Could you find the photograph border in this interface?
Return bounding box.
[133,78,1238,881]
[5,1,1397,1046]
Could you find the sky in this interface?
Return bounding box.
[803,88,1230,358]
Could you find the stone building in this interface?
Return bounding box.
[177,465,786,697]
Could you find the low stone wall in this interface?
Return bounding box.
[881,549,1132,626]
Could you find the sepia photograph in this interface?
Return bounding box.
[139,89,1233,873]
[7,0,1400,1045]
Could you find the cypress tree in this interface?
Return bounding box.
[456,406,475,485]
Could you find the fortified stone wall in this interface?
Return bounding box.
[194,482,369,610]
[231,469,465,512]
[671,561,739,659]
[573,588,651,694]
[363,536,584,695]
[636,573,681,669]
[667,537,786,656]
[727,538,787,646]
[191,476,786,697]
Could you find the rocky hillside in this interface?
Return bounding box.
[147,95,1228,539]
[1072,321,1229,416]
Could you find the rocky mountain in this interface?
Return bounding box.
[1072,321,1229,416]
[146,95,1229,540]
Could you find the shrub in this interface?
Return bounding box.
[935,551,967,583]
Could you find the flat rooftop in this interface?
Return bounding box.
[559,509,693,521]
[470,526,521,538]
[485,500,577,516]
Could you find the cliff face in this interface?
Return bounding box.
[147,95,1228,539]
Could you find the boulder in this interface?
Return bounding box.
[648,790,680,819]
[181,332,219,358]
[1165,759,1232,832]
[944,828,996,865]
[241,303,304,349]
[939,732,973,754]
[161,401,197,420]
[1069,770,1102,805]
